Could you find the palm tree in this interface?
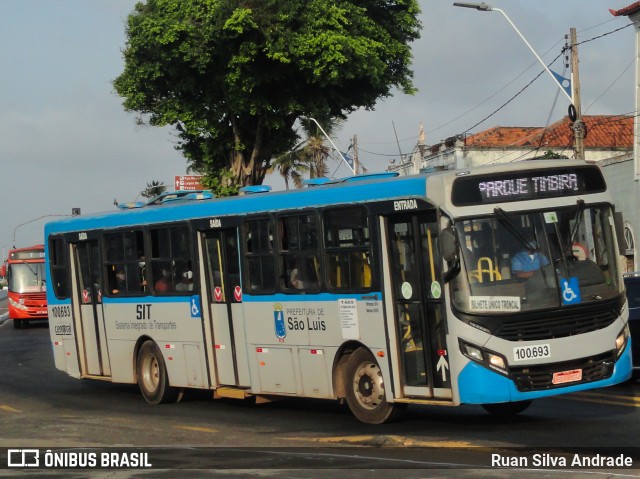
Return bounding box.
[140,180,167,198]
[269,116,343,189]
[270,150,308,190]
[298,117,341,179]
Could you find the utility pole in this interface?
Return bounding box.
[352,134,359,175]
[570,27,585,161]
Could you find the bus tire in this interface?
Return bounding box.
[13,320,21,329]
[343,348,403,424]
[482,400,532,416]
[136,340,181,404]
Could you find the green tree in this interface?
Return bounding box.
[541,150,569,159]
[270,150,308,190]
[140,180,167,198]
[269,116,341,189]
[113,0,421,188]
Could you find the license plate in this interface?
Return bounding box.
[552,368,583,385]
[513,344,551,362]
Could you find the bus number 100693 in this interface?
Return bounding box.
[513,344,551,362]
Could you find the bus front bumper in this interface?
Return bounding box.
[458,341,633,405]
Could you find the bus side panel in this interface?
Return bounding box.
[298,347,336,398]
[48,302,81,378]
[102,299,208,389]
[242,297,390,399]
[106,340,136,384]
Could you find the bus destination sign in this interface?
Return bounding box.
[10,250,44,261]
[451,166,606,206]
[478,173,578,201]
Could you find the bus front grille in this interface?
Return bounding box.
[494,309,618,341]
[510,351,615,392]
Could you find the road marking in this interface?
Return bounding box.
[0,405,21,413]
[284,435,475,447]
[557,392,640,408]
[174,425,218,433]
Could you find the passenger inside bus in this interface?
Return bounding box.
[289,268,304,289]
[155,269,172,292]
[112,269,126,294]
[176,270,193,291]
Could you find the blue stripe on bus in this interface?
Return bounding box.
[243,293,383,302]
[458,340,633,404]
[47,293,382,305]
[47,296,193,305]
[44,176,428,234]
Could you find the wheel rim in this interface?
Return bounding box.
[352,360,385,410]
[141,354,160,393]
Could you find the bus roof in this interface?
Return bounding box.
[43,159,604,236]
[44,171,429,235]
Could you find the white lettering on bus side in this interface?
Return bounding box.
[393,199,418,211]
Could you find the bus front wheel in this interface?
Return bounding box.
[481,400,532,416]
[136,340,182,404]
[343,348,404,424]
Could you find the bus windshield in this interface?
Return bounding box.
[451,203,622,314]
[9,262,47,293]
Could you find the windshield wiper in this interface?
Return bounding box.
[494,207,535,250]
[569,199,586,245]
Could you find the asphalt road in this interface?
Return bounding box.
[0,320,639,478]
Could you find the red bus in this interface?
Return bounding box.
[1,245,48,329]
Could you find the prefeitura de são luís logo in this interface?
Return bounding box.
[274,303,286,340]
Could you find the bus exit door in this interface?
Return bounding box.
[383,213,451,400]
[199,229,250,388]
[71,240,111,378]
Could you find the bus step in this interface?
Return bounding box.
[393,398,456,406]
[214,387,251,400]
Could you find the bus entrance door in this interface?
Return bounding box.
[199,230,250,388]
[384,214,451,400]
[71,240,111,378]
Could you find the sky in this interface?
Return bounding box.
[1,0,638,254]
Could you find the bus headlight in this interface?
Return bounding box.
[615,324,629,358]
[459,339,509,376]
[8,298,28,310]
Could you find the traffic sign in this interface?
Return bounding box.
[174,175,204,191]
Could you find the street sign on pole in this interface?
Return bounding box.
[174,175,204,191]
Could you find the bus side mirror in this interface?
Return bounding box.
[0,264,5,278]
[614,211,626,255]
[441,227,461,283]
[441,227,458,263]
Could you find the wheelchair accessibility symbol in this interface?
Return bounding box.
[190,296,201,318]
[561,277,581,305]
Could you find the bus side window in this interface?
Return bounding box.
[49,237,69,299]
[104,230,145,296]
[278,213,320,292]
[149,225,192,295]
[323,206,372,291]
[244,218,275,292]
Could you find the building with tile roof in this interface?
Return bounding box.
[392,114,632,174]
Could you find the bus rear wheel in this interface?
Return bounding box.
[481,400,532,416]
[343,348,403,424]
[136,340,182,404]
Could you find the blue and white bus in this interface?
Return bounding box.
[44,159,632,423]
